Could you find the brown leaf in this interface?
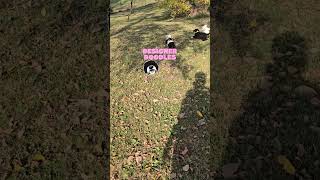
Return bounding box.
[170,173,177,178]
[127,156,134,165]
[222,163,240,178]
[180,147,188,156]
[277,155,296,175]
[31,61,42,73]
[135,156,142,166]
[178,113,185,119]
[182,164,189,171]
[16,128,25,139]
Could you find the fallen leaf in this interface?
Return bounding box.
[180,126,186,130]
[41,7,46,16]
[197,119,206,126]
[170,173,177,178]
[127,156,134,165]
[277,155,296,175]
[31,61,42,73]
[135,156,142,166]
[16,128,25,139]
[180,147,188,156]
[178,113,185,119]
[249,19,257,28]
[33,153,45,162]
[196,111,203,118]
[222,163,239,178]
[182,164,189,171]
[13,162,23,172]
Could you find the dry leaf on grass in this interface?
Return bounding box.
[31,61,42,73]
[170,173,177,178]
[41,7,46,16]
[13,162,23,172]
[277,155,296,175]
[32,153,45,162]
[196,111,203,118]
[180,147,188,156]
[179,113,185,119]
[182,164,189,171]
[197,119,206,126]
[135,156,143,166]
[127,156,134,165]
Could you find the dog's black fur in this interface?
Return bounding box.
[165,37,176,48]
[193,29,209,41]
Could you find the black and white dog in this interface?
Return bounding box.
[193,24,210,41]
[165,34,176,48]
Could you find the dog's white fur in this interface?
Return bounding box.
[165,34,172,40]
[165,34,175,48]
[200,24,210,34]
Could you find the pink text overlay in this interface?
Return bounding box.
[142,48,177,60]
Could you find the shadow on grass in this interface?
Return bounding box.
[113,23,176,73]
[163,72,212,179]
[111,2,158,16]
[112,21,208,79]
[170,54,194,80]
[214,31,320,179]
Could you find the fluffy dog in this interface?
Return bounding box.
[193,24,210,41]
[165,34,176,48]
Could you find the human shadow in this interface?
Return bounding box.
[163,72,212,179]
[215,31,320,179]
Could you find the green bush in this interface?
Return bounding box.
[161,0,192,18]
[193,0,210,7]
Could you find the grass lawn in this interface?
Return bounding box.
[110,0,210,179]
[0,1,107,179]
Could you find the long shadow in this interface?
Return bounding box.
[110,2,158,16]
[163,72,212,179]
[170,54,194,80]
[215,31,320,179]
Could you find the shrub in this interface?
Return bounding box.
[194,0,210,7]
[161,0,192,18]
